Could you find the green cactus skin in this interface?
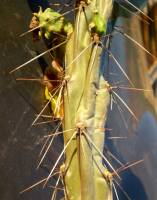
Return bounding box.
[62,1,113,199]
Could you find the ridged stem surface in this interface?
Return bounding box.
[63,1,113,199]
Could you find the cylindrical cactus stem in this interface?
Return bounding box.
[63,0,113,199]
[92,77,112,200]
[27,1,113,199]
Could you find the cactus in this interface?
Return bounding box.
[11,0,154,199]
[62,1,113,198]
[30,1,114,199]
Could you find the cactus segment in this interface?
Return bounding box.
[34,7,73,39]
[62,1,113,199]
[29,1,113,199]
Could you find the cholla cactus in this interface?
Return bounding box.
[31,1,113,199]
[12,0,152,199]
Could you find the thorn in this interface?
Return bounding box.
[39,137,50,157]
[117,1,150,25]
[112,182,120,200]
[16,77,61,83]
[108,136,127,139]
[33,120,53,125]
[44,128,75,138]
[10,40,67,74]
[115,27,156,59]
[123,0,153,22]
[19,172,59,194]
[19,26,41,37]
[83,131,121,180]
[44,131,76,187]
[104,147,124,166]
[37,121,62,169]
[112,95,129,131]
[109,51,134,86]
[112,86,152,92]
[113,179,132,200]
[51,174,61,200]
[115,159,144,174]
[112,90,138,121]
